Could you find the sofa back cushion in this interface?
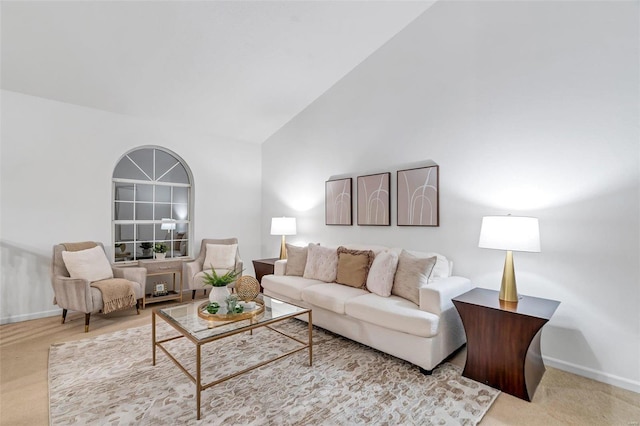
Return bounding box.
[366,250,399,297]
[335,247,374,288]
[392,250,437,305]
[303,244,338,283]
[284,244,309,277]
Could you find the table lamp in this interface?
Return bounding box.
[160,218,176,231]
[478,215,540,303]
[271,217,297,259]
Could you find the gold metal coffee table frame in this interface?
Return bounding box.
[152,296,313,420]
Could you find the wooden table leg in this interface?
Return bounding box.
[152,311,156,366]
[308,311,313,366]
[196,344,201,420]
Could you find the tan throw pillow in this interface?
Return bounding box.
[391,250,437,305]
[303,244,338,283]
[366,250,399,297]
[285,244,308,277]
[336,247,374,288]
[204,243,237,270]
[61,245,114,282]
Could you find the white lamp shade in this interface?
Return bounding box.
[160,219,176,231]
[270,217,297,236]
[479,216,540,252]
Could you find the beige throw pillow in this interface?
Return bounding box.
[62,245,114,282]
[336,247,374,288]
[366,250,399,297]
[285,244,308,277]
[204,243,237,271]
[391,250,437,305]
[303,244,338,283]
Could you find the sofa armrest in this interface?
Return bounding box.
[51,276,93,313]
[419,276,473,315]
[274,259,287,276]
[183,259,203,290]
[112,266,146,285]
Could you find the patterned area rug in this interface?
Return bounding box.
[49,320,498,425]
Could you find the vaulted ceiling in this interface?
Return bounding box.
[2,1,435,144]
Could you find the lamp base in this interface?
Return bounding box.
[499,250,519,303]
[279,235,287,260]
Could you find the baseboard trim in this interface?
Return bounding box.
[1,308,61,325]
[543,355,640,394]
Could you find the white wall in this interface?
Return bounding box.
[261,2,640,392]
[0,90,262,323]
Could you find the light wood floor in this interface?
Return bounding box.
[1,295,639,425]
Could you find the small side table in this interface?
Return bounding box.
[138,258,187,309]
[252,258,279,291]
[452,287,560,401]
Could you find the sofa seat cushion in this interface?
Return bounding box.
[301,283,369,314]
[345,293,440,338]
[262,275,324,302]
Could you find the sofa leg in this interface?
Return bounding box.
[84,313,91,333]
[204,289,207,296]
[192,290,196,300]
[419,367,433,376]
[136,299,140,314]
[61,309,67,324]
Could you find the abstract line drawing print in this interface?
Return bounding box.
[357,173,390,226]
[397,165,439,226]
[326,178,352,225]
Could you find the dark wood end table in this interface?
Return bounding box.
[452,287,560,401]
[252,258,280,291]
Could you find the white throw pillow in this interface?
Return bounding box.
[366,250,399,297]
[391,250,437,305]
[62,246,114,282]
[303,244,338,283]
[203,243,237,271]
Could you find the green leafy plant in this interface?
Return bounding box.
[139,242,153,250]
[201,266,242,287]
[153,243,168,253]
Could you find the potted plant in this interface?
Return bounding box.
[140,242,153,256]
[201,267,242,306]
[153,242,168,259]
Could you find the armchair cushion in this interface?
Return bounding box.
[204,243,238,270]
[61,246,114,282]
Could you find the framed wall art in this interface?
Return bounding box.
[357,172,390,226]
[325,178,352,225]
[397,165,439,226]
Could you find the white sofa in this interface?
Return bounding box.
[261,244,473,373]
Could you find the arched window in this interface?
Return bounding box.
[112,146,193,262]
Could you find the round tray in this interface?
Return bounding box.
[197,300,265,322]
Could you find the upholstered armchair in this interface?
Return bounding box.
[184,238,243,299]
[51,242,146,332]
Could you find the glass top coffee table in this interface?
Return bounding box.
[152,295,313,420]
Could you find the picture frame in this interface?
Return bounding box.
[153,283,168,297]
[357,172,390,226]
[397,165,439,226]
[325,178,353,225]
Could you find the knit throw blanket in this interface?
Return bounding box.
[91,278,136,314]
[61,242,136,314]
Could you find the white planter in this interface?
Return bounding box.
[208,286,231,308]
[155,252,166,260]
